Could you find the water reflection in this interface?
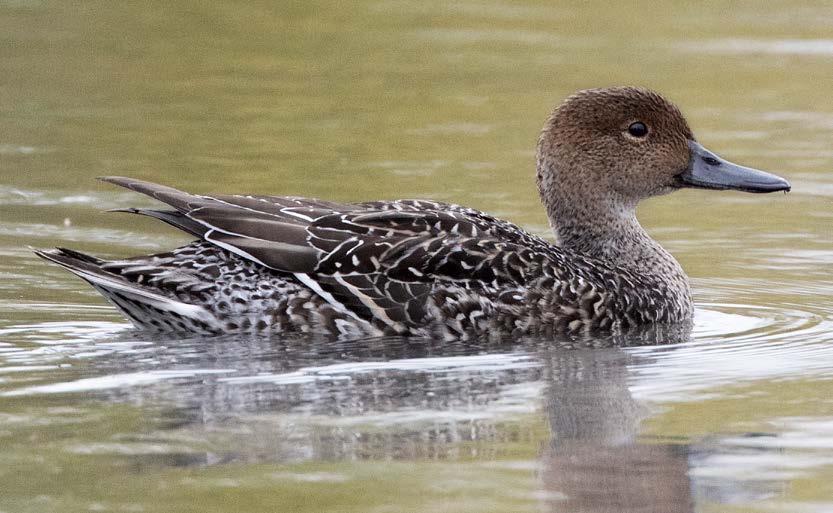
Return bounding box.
[539,348,694,512]
[10,341,657,512]
[2,323,695,511]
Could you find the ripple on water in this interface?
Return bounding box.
[217,353,541,386]
[2,369,237,397]
[675,38,833,56]
[1,222,181,250]
[629,277,833,402]
[0,185,152,208]
[0,144,41,154]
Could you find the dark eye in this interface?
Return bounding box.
[627,122,648,138]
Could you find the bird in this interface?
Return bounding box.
[35,87,791,340]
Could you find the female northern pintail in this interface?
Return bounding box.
[36,87,790,339]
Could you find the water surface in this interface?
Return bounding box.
[2,1,833,512]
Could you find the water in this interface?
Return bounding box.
[2,0,833,511]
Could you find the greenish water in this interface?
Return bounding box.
[3,1,833,511]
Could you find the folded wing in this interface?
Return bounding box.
[101,177,558,334]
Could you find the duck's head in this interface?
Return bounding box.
[536,87,790,224]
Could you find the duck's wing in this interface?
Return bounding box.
[100,177,561,333]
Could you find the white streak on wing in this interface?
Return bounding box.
[202,196,290,219]
[195,195,334,227]
[332,274,403,331]
[280,209,315,222]
[294,273,384,336]
[204,229,269,267]
[115,265,161,274]
[187,207,290,244]
[203,224,314,259]
[184,206,260,242]
[345,238,364,255]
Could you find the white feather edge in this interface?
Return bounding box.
[201,223,313,265]
[204,229,270,266]
[294,273,384,336]
[332,274,405,332]
[51,259,214,322]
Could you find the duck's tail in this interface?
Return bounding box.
[34,247,220,333]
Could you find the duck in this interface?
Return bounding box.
[35,87,790,340]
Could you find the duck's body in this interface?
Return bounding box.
[38,190,690,339]
[36,87,789,340]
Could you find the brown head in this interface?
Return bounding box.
[536,87,790,240]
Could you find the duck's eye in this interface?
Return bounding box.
[627,122,648,138]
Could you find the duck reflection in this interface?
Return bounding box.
[84,324,695,511]
[538,346,694,513]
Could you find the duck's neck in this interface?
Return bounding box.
[546,195,689,294]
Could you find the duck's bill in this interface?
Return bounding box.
[677,141,791,193]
